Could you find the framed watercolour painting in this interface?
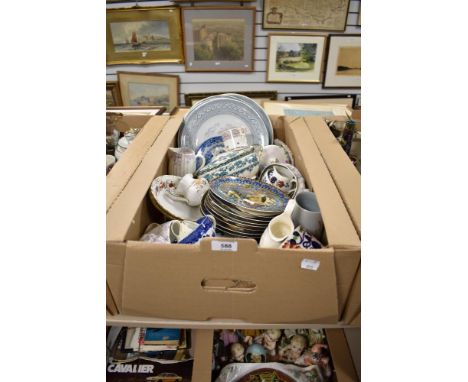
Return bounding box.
[184,91,277,106]
[117,72,179,112]
[262,0,350,31]
[323,34,361,88]
[267,34,326,83]
[106,7,183,65]
[181,7,255,72]
[106,81,122,107]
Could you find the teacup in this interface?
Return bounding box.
[168,147,205,177]
[166,174,210,207]
[178,215,216,244]
[259,199,295,249]
[291,191,323,238]
[259,144,292,171]
[169,220,199,243]
[222,127,253,151]
[260,164,298,197]
[281,226,323,250]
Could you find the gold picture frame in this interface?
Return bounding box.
[106,81,122,107]
[184,91,277,107]
[267,34,326,83]
[106,7,184,65]
[262,0,350,31]
[117,72,180,113]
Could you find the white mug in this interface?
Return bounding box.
[259,199,296,249]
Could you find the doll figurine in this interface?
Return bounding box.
[219,329,239,347]
[245,343,267,363]
[230,343,245,362]
[295,343,332,377]
[254,329,282,356]
[278,334,307,363]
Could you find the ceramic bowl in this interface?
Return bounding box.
[259,144,292,171]
[273,138,294,165]
[196,146,261,182]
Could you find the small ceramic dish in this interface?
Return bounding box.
[273,138,294,165]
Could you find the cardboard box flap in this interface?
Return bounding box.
[106,114,183,241]
[342,265,361,325]
[284,117,360,247]
[106,115,170,212]
[303,116,361,236]
[106,241,127,310]
[333,248,360,319]
[326,329,359,382]
[121,238,339,323]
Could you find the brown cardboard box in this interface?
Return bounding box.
[106,113,360,323]
[106,114,174,313]
[298,116,361,326]
[190,329,358,382]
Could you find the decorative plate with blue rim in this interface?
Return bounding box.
[210,177,289,214]
[179,96,270,150]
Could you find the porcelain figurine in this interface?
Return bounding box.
[278,335,307,363]
[295,343,332,377]
[196,145,262,182]
[167,174,210,207]
[219,330,239,348]
[230,343,245,362]
[280,226,323,250]
[254,329,282,356]
[245,343,267,363]
[178,215,216,244]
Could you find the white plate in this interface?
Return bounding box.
[149,175,203,221]
[179,96,270,150]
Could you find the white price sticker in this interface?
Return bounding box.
[301,259,320,271]
[211,241,238,252]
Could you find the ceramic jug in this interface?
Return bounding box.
[168,147,205,177]
[259,199,296,249]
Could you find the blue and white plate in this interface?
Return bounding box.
[195,136,225,166]
[179,96,271,150]
[210,176,289,214]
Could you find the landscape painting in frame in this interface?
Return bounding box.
[117,72,179,112]
[323,34,361,88]
[106,7,183,65]
[263,0,350,31]
[182,7,255,71]
[267,34,326,83]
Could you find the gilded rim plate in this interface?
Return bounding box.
[210,176,289,214]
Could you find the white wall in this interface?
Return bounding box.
[106,0,361,106]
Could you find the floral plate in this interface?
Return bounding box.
[149,175,203,221]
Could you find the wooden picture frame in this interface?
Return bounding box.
[262,0,350,31]
[106,7,184,65]
[284,94,357,109]
[117,72,179,112]
[267,34,326,83]
[181,6,255,72]
[323,34,361,89]
[184,91,278,107]
[106,81,122,107]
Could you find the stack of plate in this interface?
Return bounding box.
[179,93,273,151]
[200,177,289,240]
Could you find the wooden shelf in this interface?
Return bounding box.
[106,314,354,329]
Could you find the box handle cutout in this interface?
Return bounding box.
[201,278,256,293]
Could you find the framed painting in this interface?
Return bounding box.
[184,91,277,106]
[284,94,357,108]
[323,34,361,88]
[181,7,255,72]
[267,34,326,83]
[263,101,352,118]
[262,0,350,31]
[106,81,122,107]
[106,7,184,65]
[117,72,179,112]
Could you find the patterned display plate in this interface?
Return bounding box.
[179,96,270,150]
[210,177,288,214]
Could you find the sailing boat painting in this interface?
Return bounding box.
[110,20,171,53]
